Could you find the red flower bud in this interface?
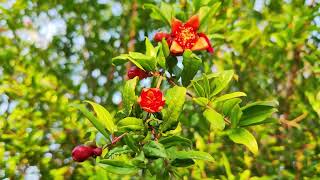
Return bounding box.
[72,145,94,162]
[93,147,102,156]
[138,88,165,113]
[127,66,150,80]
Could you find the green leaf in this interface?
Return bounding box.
[193,97,209,107]
[117,117,144,131]
[70,104,110,139]
[143,3,172,26]
[230,104,242,128]
[112,54,130,66]
[145,37,157,57]
[122,77,138,116]
[213,92,247,103]
[107,145,133,158]
[227,128,258,155]
[112,54,145,70]
[129,52,156,71]
[143,141,167,158]
[161,38,170,57]
[199,2,221,30]
[166,56,178,74]
[171,159,195,167]
[85,101,117,134]
[123,134,140,153]
[222,98,242,116]
[192,81,206,97]
[210,70,234,97]
[157,43,166,68]
[222,153,235,179]
[132,152,147,168]
[168,150,214,162]
[160,86,187,132]
[203,108,225,130]
[203,74,211,98]
[181,50,202,86]
[99,159,139,175]
[161,122,182,136]
[239,101,278,127]
[159,135,192,148]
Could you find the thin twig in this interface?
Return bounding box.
[106,132,127,148]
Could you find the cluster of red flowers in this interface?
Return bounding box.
[72,145,102,162]
[126,15,214,114]
[72,15,213,162]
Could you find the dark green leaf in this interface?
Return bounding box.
[181,50,202,86]
[159,135,192,148]
[143,141,167,158]
[122,77,138,116]
[239,101,278,127]
[160,86,186,132]
[171,159,195,167]
[123,134,140,153]
[99,159,139,175]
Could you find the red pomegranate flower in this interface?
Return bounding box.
[138,88,165,113]
[154,15,213,54]
[72,145,94,162]
[127,66,150,80]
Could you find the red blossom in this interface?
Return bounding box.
[72,145,94,162]
[127,66,150,80]
[72,145,102,162]
[138,88,165,113]
[154,15,214,54]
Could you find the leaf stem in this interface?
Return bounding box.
[156,75,164,89]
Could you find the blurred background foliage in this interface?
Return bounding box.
[0,0,319,179]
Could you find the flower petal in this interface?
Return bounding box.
[185,15,200,30]
[154,32,170,42]
[171,18,183,35]
[198,33,214,53]
[191,37,209,51]
[170,40,184,54]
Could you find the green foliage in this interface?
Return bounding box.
[1,0,319,179]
